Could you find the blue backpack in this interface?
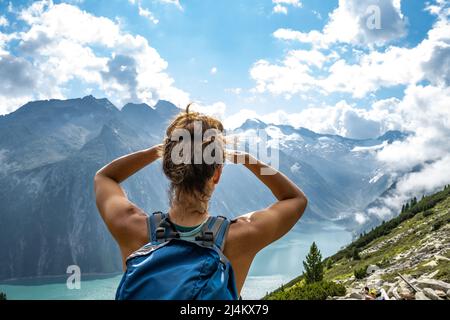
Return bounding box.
[115,212,239,300]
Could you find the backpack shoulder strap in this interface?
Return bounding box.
[195,215,231,251]
[147,211,168,243]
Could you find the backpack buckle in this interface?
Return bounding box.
[156,227,166,240]
[156,226,180,242]
[195,231,214,246]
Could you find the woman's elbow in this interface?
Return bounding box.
[295,194,308,218]
[93,171,106,191]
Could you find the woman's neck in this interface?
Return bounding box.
[168,192,210,226]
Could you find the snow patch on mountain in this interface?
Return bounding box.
[352,141,388,153]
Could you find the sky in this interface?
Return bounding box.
[0,0,450,222]
[0,1,445,129]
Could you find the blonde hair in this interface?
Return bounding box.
[162,103,225,205]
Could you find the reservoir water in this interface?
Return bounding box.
[0,224,351,300]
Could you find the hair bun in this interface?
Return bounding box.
[162,103,225,203]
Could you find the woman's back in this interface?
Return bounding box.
[94,104,308,298]
[115,212,239,300]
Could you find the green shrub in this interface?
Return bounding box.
[354,266,367,279]
[0,291,6,300]
[266,281,346,300]
[432,220,444,231]
[352,248,361,260]
[376,258,390,268]
[423,210,433,217]
[344,249,352,259]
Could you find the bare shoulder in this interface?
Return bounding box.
[225,215,259,258]
[223,215,260,292]
[114,206,149,257]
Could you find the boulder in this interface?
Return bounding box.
[415,292,430,300]
[380,288,390,300]
[423,260,438,268]
[426,270,440,279]
[422,288,441,300]
[349,292,364,300]
[367,278,383,287]
[392,286,402,300]
[434,290,447,299]
[435,255,450,262]
[387,283,396,297]
[366,265,380,275]
[398,286,414,299]
[417,279,450,291]
[346,288,364,300]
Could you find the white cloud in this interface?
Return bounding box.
[158,0,183,11]
[273,0,302,7]
[224,109,259,129]
[250,54,318,96]
[364,155,450,222]
[353,83,450,224]
[286,49,327,67]
[190,101,227,120]
[210,67,218,75]
[0,16,8,27]
[312,10,322,20]
[354,212,368,225]
[274,0,406,47]
[138,5,159,24]
[225,88,242,95]
[395,155,450,196]
[254,5,450,98]
[376,85,450,172]
[0,0,189,114]
[225,99,401,139]
[7,2,13,13]
[130,0,184,23]
[273,28,323,44]
[290,162,301,174]
[273,4,288,15]
[272,0,301,15]
[422,43,450,86]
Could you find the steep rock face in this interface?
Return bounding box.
[232,121,403,223]
[0,96,404,280]
[0,96,120,173]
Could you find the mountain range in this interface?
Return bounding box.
[0,96,406,280]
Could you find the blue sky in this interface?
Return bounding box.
[62,0,434,115]
[0,0,447,134]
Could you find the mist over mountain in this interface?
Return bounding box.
[0,96,406,280]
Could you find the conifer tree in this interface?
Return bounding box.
[352,247,361,260]
[303,242,324,284]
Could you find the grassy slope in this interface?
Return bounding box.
[264,186,450,299]
[324,194,450,283]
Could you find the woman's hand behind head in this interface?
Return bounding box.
[225,149,250,164]
[225,149,257,164]
[154,144,164,158]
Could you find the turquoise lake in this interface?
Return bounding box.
[0,225,351,300]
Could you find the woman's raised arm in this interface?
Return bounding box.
[94,145,162,251]
[226,150,308,254]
